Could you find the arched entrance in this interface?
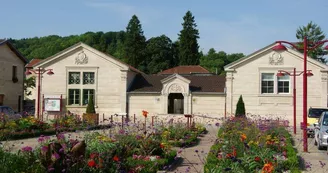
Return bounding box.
[168,93,184,114]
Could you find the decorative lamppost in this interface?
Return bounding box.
[272,36,328,152]
[25,67,54,120]
[276,68,313,135]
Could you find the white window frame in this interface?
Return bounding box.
[66,67,98,107]
[277,75,290,94]
[261,73,275,94]
[260,72,291,95]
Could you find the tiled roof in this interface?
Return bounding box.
[26,59,42,68]
[158,65,210,75]
[128,74,226,93]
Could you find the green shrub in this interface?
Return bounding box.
[86,96,96,114]
[235,95,246,117]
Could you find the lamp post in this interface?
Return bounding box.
[25,67,54,120]
[276,68,313,135]
[273,36,328,152]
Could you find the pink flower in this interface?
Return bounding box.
[21,146,32,152]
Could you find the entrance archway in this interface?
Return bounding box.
[168,93,184,114]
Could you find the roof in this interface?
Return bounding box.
[128,73,226,93]
[26,58,42,68]
[158,65,210,75]
[0,39,28,64]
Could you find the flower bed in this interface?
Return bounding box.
[204,117,300,173]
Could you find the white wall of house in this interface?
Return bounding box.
[225,44,328,126]
[191,94,226,116]
[128,93,162,117]
[34,43,130,121]
[0,44,25,112]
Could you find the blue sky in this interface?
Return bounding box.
[1,0,328,55]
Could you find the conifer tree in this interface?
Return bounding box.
[177,11,200,65]
[124,15,146,68]
[235,95,246,117]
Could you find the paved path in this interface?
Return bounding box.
[167,125,219,173]
[291,132,328,173]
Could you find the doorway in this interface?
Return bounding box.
[168,93,184,114]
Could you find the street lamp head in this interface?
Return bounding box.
[272,43,287,51]
[324,45,328,50]
[25,70,32,76]
[306,71,313,77]
[276,72,285,77]
[46,70,54,75]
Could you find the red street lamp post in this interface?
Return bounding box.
[25,67,54,120]
[273,36,328,152]
[276,68,313,135]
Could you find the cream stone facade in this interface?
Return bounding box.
[29,41,328,125]
[0,39,28,112]
[225,43,328,125]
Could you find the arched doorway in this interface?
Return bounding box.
[168,93,184,114]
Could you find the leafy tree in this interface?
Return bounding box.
[235,95,246,117]
[123,15,146,68]
[200,48,226,74]
[296,21,327,63]
[24,76,36,96]
[177,11,200,65]
[146,35,174,74]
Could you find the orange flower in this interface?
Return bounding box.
[160,143,165,149]
[88,160,96,167]
[142,110,148,118]
[240,134,247,142]
[262,162,274,173]
[232,148,237,157]
[113,155,119,162]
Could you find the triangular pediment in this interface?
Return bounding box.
[33,42,130,71]
[224,42,328,71]
[160,73,191,84]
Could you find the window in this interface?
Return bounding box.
[69,72,80,84]
[68,89,80,105]
[83,72,95,84]
[67,70,96,106]
[278,75,290,93]
[261,73,274,94]
[12,66,17,78]
[83,89,94,105]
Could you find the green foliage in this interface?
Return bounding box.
[296,21,327,63]
[24,76,36,96]
[86,96,96,114]
[178,11,200,65]
[235,95,246,117]
[124,15,147,69]
[145,35,175,74]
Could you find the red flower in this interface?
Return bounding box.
[254,156,261,162]
[90,153,98,159]
[113,155,119,162]
[88,160,96,167]
[160,143,165,149]
[142,110,148,118]
[232,148,237,157]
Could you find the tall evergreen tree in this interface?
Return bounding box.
[123,15,146,68]
[235,95,246,117]
[177,11,200,65]
[296,21,327,63]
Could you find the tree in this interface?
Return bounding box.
[146,35,174,74]
[123,15,146,68]
[296,21,327,63]
[86,96,96,114]
[200,48,226,74]
[24,76,36,96]
[177,11,200,65]
[235,95,246,117]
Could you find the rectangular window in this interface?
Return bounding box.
[83,89,94,105]
[68,72,80,84]
[68,89,80,105]
[261,73,274,94]
[83,72,95,84]
[12,66,17,78]
[278,75,290,93]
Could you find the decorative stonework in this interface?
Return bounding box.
[169,84,183,93]
[269,52,283,65]
[75,51,88,65]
